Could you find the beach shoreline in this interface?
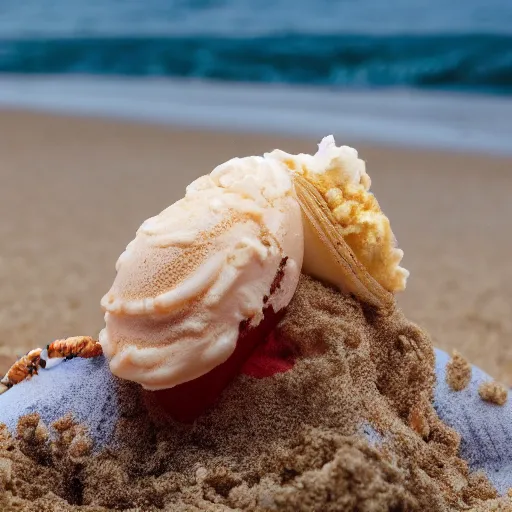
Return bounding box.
[1,75,512,156]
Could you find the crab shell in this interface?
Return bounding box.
[100,136,408,392]
[100,156,304,390]
[267,135,409,310]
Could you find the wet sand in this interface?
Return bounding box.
[1,108,511,383]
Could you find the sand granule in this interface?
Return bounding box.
[478,381,508,406]
[446,350,472,391]
[1,276,511,511]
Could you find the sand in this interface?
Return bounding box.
[478,381,508,405]
[446,351,472,391]
[1,109,512,384]
[2,276,510,511]
[1,110,512,510]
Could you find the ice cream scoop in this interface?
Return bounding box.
[100,155,303,392]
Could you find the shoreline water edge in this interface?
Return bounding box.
[1,75,512,156]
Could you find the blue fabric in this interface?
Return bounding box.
[0,356,119,448]
[434,348,512,494]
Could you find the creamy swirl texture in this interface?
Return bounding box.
[100,156,303,390]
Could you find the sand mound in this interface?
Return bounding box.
[1,276,510,511]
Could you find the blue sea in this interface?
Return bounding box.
[1,0,511,95]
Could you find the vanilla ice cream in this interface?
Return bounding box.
[100,156,303,390]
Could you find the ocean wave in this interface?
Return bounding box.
[0,34,511,94]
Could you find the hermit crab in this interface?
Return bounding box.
[1,137,407,421]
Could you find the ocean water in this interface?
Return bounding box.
[0,0,511,94]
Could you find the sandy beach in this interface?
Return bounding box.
[1,108,511,385]
[2,1,511,505]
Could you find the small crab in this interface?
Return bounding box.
[0,336,102,393]
[1,348,43,389]
[44,335,103,361]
